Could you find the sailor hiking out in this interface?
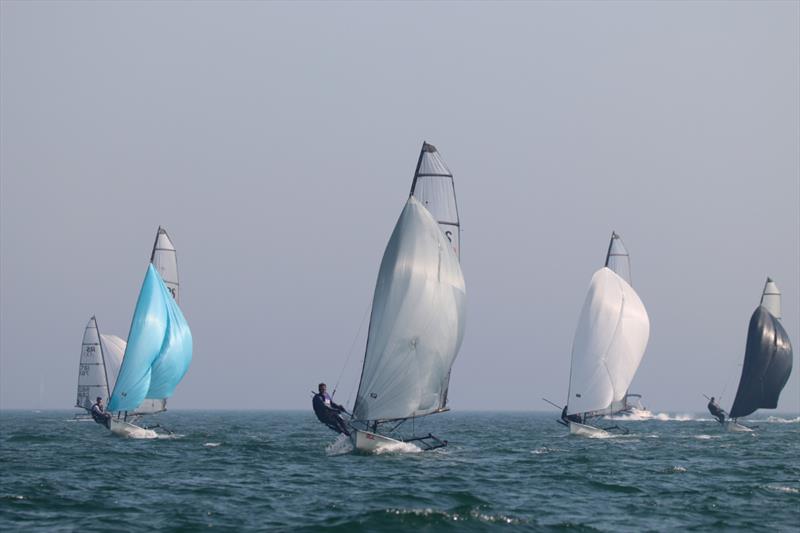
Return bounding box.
[707,396,726,423]
[91,397,112,429]
[312,383,350,436]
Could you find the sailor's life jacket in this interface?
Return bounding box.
[707,401,725,422]
[91,403,111,429]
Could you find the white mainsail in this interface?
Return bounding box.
[100,333,165,414]
[604,231,631,285]
[151,226,179,303]
[76,316,111,411]
[352,196,466,422]
[567,267,650,416]
[761,277,781,319]
[410,142,460,259]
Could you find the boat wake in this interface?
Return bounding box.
[606,412,701,422]
[326,434,354,456]
[372,440,422,455]
[763,416,800,424]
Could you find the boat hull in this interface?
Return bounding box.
[569,421,611,438]
[725,421,754,433]
[350,429,404,453]
[109,418,158,439]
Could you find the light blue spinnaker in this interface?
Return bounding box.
[108,264,192,412]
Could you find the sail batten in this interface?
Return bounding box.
[352,197,466,423]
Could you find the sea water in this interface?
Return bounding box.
[1,411,798,531]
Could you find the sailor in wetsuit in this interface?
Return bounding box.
[707,396,726,423]
[312,383,350,436]
[91,396,112,429]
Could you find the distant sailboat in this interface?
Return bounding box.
[563,232,650,437]
[714,278,793,432]
[603,232,651,419]
[75,227,185,436]
[344,142,466,453]
[106,264,192,438]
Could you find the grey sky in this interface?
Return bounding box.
[1,1,798,413]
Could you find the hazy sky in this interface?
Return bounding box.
[1,1,798,413]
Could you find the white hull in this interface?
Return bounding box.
[109,418,158,439]
[569,421,611,438]
[350,429,405,453]
[725,421,754,433]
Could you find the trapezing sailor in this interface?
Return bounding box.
[312,383,351,436]
[707,396,726,424]
[91,396,112,429]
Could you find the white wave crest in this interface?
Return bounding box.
[606,411,697,422]
[694,434,721,440]
[764,484,800,494]
[373,440,422,455]
[766,416,800,424]
[203,442,221,447]
[325,434,354,456]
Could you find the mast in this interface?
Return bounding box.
[95,317,112,400]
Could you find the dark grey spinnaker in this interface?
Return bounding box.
[729,306,793,418]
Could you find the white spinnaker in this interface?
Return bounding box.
[353,197,466,422]
[567,268,650,416]
[410,142,460,260]
[151,227,179,303]
[761,278,781,319]
[100,333,166,415]
[76,317,110,411]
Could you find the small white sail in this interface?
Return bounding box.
[604,231,631,285]
[761,277,781,319]
[151,226,179,303]
[99,333,165,414]
[76,317,111,411]
[353,197,466,422]
[567,268,650,416]
[410,142,461,259]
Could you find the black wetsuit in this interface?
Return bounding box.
[312,393,350,436]
[707,401,726,423]
[91,403,111,429]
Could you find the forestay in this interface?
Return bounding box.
[353,197,466,422]
[76,317,111,411]
[108,264,192,412]
[604,231,631,285]
[567,268,650,416]
[410,142,460,260]
[151,227,179,303]
[729,280,793,418]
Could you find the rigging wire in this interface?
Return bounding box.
[332,297,372,402]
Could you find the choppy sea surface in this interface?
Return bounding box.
[1,410,798,531]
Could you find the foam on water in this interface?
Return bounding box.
[325,434,354,456]
[372,440,422,455]
[203,442,222,447]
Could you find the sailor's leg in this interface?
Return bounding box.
[334,415,351,436]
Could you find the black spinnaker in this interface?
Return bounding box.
[729,306,793,419]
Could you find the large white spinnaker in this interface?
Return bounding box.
[410,142,461,260]
[151,226,179,303]
[567,267,650,417]
[352,196,466,423]
[99,333,165,414]
[76,316,111,411]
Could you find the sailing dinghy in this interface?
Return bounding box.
[105,264,193,438]
[344,142,466,453]
[713,278,793,432]
[562,232,650,437]
[75,227,184,437]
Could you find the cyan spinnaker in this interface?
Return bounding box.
[108,264,192,412]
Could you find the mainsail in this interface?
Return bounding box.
[151,226,179,303]
[567,267,650,416]
[76,317,111,411]
[410,142,460,259]
[604,231,631,285]
[729,279,793,418]
[352,196,466,422]
[108,264,192,412]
